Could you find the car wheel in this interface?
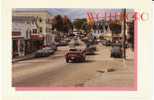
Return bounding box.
[111,54,113,57]
[66,59,69,63]
[82,57,85,62]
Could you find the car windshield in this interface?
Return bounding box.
[69,48,77,51]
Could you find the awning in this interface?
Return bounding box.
[31,34,44,40]
[12,31,21,36]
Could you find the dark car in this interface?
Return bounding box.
[35,49,50,58]
[111,46,123,58]
[79,34,85,39]
[101,40,107,45]
[111,43,122,47]
[84,44,96,55]
[44,44,57,51]
[84,47,95,55]
[57,40,68,46]
[34,47,55,58]
[64,38,71,43]
[90,45,96,51]
[112,42,128,48]
[105,41,112,46]
[50,43,57,51]
[65,48,86,63]
[43,47,55,54]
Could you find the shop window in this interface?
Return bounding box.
[13,40,18,52]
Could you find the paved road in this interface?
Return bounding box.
[12,43,134,87]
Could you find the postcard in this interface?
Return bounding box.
[0,0,153,100]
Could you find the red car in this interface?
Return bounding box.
[65,48,86,63]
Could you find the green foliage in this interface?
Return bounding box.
[73,18,87,30]
[52,15,73,33]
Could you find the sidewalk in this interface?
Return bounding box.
[12,53,35,63]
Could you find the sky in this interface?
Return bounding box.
[13,8,134,21]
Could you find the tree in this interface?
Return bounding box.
[73,18,87,31]
[52,15,64,32]
[63,16,73,33]
[52,15,73,33]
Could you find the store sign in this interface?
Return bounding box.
[12,32,21,36]
[31,34,44,40]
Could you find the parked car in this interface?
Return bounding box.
[35,49,50,58]
[50,43,57,51]
[101,40,107,45]
[57,40,68,46]
[111,46,123,58]
[90,45,96,51]
[111,43,122,47]
[111,42,128,48]
[97,39,100,43]
[105,41,112,46]
[34,47,54,58]
[42,47,55,54]
[64,38,71,43]
[65,48,86,63]
[79,34,85,39]
[43,43,57,51]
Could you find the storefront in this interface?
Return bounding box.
[25,39,33,55]
[30,34,44,51]
[12,32,25,58]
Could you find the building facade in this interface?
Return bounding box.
[12,10,54,58]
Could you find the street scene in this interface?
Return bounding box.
[12,9,135,88]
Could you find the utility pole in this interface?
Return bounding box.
[123,9,126,59]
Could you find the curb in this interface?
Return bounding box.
[12,55,34,63]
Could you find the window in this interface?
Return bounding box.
[39,18,42,23]
[33,29,37,33]
[40,27,42,33]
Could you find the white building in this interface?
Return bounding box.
[12,16,38,57]
[12,10,54,45]
[12,10,55,57]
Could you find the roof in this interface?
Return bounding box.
[12,16,36,22]
[12,10,52,16]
